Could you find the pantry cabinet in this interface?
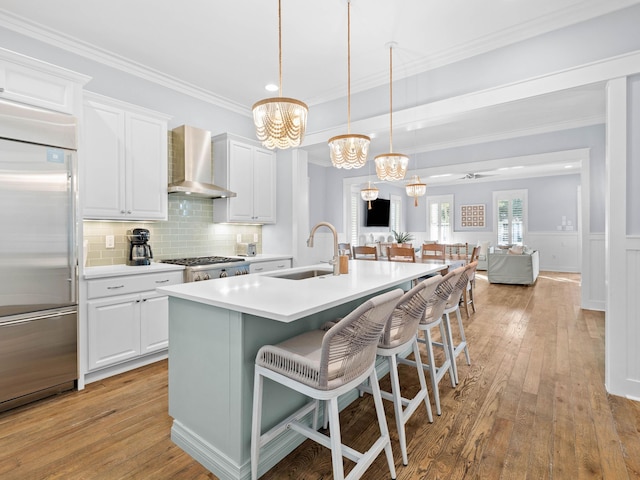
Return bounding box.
[85,270,182,372]
[0,47,89,114]
[82,92,170,220]
[213,133,276,224]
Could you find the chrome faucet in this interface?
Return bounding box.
[307,221,340,276]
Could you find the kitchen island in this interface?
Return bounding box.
[157,260,445,480]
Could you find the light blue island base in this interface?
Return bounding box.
[159,261,445,479]
[167,289,407,480]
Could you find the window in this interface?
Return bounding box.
[390,194,402,233]
[493,189,527,246]
[426,195,453,243]
[349,187,360,246]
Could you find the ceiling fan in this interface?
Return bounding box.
[459,172,499,180]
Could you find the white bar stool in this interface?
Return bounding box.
[250,289,403,480]
[358,276,440,465]
[442,264,473,385]
[399,269,461,415]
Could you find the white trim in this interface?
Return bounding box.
[605,77,631,397]
[305,49,640,147]
[0,11,248,116]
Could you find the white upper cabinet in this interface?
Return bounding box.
[212,133,276,224]
[82,92,170,220]
[0,47,90,114]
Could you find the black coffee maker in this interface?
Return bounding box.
[127,228,153,266]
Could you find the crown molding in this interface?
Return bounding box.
[305,0,640,105]
[0,10,251,117]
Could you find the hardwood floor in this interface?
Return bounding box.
[2,272,639,479]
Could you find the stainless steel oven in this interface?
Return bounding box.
[161,256,250,282]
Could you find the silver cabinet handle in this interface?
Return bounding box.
[107,285,125,289]
[254,267,264,271]
[155,279,170,283]
[276,264,286,269]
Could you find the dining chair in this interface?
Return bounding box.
[352,245,378,261]
[469,245,480,263]
[356,276,440,465]
[337,242,352,259]
[399,269,460,415]
[421,243,446,262]
[387,246,415,262]
[250,289,403,480]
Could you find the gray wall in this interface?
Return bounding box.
[311,124,604,235]
[420,174,580,234]
[629,74,640,235]
[309,4,640,133]
[0,26,254,136]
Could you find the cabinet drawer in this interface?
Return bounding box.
[87,271,183,299]
[249,259,292,274]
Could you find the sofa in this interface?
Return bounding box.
[487,248,540,285]
[476,241,490,271]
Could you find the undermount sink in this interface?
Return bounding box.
[268,268,333,280]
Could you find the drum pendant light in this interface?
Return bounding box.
[328,0,370,169]
[405,174,426,206]
[361,180,379,209]
[374,43,408,180]
[252,0,308,150]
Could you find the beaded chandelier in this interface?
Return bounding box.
[252,0,308,149]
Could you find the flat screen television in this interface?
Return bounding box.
[364,198,390,227]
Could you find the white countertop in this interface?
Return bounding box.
[157,260,444,323]
[83,262,185,279]
[82,254,291,280]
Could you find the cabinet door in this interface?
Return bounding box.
[0,61,76,114]
[140,292,169,354]
[228,140,255,222]
[252,147,276,223]
[82,101,127,219]
[125,113,168,220]
[87,294,141,370]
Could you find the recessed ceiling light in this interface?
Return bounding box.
[265,84,279,92]
[430,173,452,178]
[564,165,574,169]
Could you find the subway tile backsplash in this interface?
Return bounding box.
[83,196,261,267]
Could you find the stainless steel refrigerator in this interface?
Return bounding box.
[0,98,78,412]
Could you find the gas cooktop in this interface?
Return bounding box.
[161,256,245,267]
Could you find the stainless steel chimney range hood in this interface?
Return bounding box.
[168,125,236,199]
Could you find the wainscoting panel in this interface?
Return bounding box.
[585,234,606,311]
[625,238,640,393]
[525,232,580,272]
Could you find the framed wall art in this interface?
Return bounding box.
[460,204,485,227]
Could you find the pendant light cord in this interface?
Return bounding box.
[347,0,351,134]
[278,0,282,97]
[389,44,393,153]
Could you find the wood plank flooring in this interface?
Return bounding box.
[2,272,639,479]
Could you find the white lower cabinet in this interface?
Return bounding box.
[249,258,292,274]
[85,270,181,373]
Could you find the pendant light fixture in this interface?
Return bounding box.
[375,42,408,181]
[361,180,379,209]
[405,174,426,206]
[328,0,370,169]
[252,0,308,150]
